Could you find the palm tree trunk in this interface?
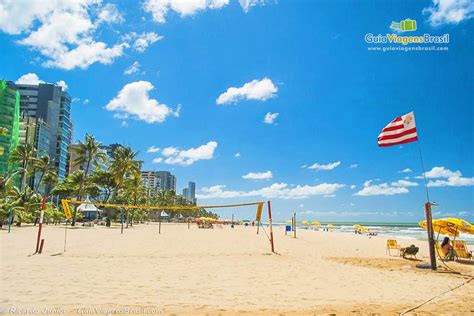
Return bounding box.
[72,159,91,226]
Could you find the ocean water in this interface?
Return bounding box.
[271,221,474,245]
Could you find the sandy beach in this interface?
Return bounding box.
[1,223,473,315]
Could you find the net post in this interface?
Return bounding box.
[293,212,296,238]
[35,196,47,254]
[267,201,275,253]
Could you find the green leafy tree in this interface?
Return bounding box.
[71,135,107,225]
[9,143,37,194]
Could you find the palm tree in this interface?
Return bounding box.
[7,186,41,226]
[107,146,140,227]
[71,135,106,225]
[32,154,55,194]
[90,170,115,203]
[122,171,145,227]
[9,143,37,193]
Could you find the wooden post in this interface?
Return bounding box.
[257,221,260,234]
[267,201,275,253]
[120,209,124,234]
[35,196,47,253]
[158,211,162,234]
[8,206,12,233]
[425,202,437,270]
[39,239,45,254]
[64,220,68,252]
[293,212,296,238]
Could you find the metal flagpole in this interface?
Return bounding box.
[417,140,436,270]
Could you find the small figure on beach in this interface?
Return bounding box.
[441,237,455,260]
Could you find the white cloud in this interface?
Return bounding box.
[216,78,277,105]
[157,141,218,166]
[399,168,412,173]
[42,41,126,70]
[263,112,279,124]
[15,73,68,91]
[425,166,462,178]
[242,171,273,180]
[15,73,44,85]
[105,81,180,124]
[147,146,160,153]
[424,166,474,187]
[152,157,163,164]
[392,180,419,187]
[197,182,345,200]
[239,0,267,12]
[354,179,418,196]
[423,0,474,26]
[0,1,128,70]
[56,80,68,91]
[143,0,229,23]
[97,3,124,24]
[132,32,163,52]
[234,152,241,158]
[428,177,474,187]
[350,164,358,169]
[72,98,80,103]
[307,161,341,171]
[120,121,128,127]
[350,185,356,190]
[124,61,140,75]
[83,98,90,105]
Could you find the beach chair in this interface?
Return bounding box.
[400,245,419,259]
[386,239,400,256]
[453,241,473,261]
[435,241,449,260]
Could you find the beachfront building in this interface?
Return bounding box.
[156,171,176,192]
[18,115,51,191]
[0,80,20,174]
[183,181,197,204]
[15,81,72,181]
[141,170,161,197]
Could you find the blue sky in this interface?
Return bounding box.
[1,0,473,222]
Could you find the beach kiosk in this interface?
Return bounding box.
[77,196,101,220]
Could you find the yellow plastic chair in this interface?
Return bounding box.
[453,240,473,260]
[386,239,400,256]
[435,241,449,260]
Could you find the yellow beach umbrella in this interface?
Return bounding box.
[441,218,474,234]
[354,224,370,232]
[419,218,473,238]
[328,224,334,228]
[301,221,309,225]
[286,220,292,224]
[311,221,321,227]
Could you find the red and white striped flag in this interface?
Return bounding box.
[378,112,418,147]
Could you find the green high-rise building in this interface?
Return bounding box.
[0,80,20,174]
